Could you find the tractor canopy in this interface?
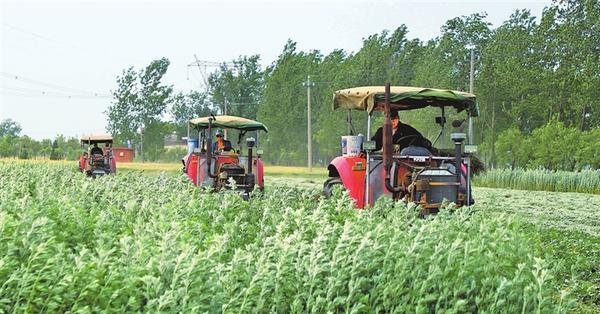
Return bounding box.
[332,86,479,117]
[189,115,268,132]
[80,134,113,144]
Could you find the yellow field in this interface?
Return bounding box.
[119,162,182,172]
[0,158,327,177]
[263,165,327,175]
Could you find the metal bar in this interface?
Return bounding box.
[365,114,372,207]
[428,182,461,186]
[466,156,471,206]
[196,129,201,186]
[468,49,475,145]
[468,117,473,145]
[347,110,352,135]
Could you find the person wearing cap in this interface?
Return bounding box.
[371,110,432,154]
[211,130,225,153]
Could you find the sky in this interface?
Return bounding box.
[1,0,551,139]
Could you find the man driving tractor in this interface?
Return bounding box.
[90,143,103,155]
[211,129,233,153]
[371,110,434,155]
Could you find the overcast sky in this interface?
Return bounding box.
[1,0,550,139]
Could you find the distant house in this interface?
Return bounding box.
[164,133,186,150]
[114,147,134,162]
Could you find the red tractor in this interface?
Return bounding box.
[181,115,267,198]
[324,84,479,214]
[78,135,117,177]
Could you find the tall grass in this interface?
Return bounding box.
[0,161,573,312]
[475,168,600,194]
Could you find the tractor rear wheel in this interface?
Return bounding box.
[323,177,344,198]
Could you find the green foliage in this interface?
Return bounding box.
[474,186,600,312]
[248,2,599,168]
[208,55,264,120]
[0,161,574,312]
[257,41,321,165]
[107,58,173,161]
[170,91,216,137]
[0,134,80,160]
[494,127,529,169]
[475,168,600,194]
[492,120,599,171]
[0,119,22,138]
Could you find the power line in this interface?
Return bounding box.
[1,85,108,97]
[187,55,235,91]
[2,22,76,48]
[1,72,111,96]
[0,91,110,99]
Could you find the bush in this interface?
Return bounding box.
[493,121,599,171]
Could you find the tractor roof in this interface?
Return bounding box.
[80,134,113,143]
[333,86,478,117]
[189,115,268,132]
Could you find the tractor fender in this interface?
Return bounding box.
[327,156,366,207]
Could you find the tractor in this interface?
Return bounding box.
[78,135,116,177]
[324,84,480,214]
[181,115,267,198]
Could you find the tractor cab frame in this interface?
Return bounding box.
[325,84,479,214]
[182,115,268,198]
[78,134,116,177]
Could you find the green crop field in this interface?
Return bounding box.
[475,168,600,195]
[1,160,598,313]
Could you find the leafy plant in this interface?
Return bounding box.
[0,161,575,312]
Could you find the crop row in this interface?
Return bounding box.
[0,161,572,313]
[474,168,600,194]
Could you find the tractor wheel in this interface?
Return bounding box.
[323,177,344,198]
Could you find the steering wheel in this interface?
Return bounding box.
[396,134,421,147]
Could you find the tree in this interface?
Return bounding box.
[0,119,22,138]
[170,90,215,137]
[257,40,322,165]
[49,139,61,160]
[208,55,264,120]
[107,58,173,161]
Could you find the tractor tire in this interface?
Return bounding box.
[323,177,344,198]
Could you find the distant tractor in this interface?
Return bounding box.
[79,135,116,177]
[324,84,479,214]
[182,115,267,198]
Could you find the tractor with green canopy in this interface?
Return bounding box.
[324,84,480,215]
[181,115,268,198]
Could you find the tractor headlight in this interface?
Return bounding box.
[219,171,228,179]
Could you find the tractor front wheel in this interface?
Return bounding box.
[323,177,344,198]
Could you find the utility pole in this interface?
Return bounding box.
[140,125,144,163]
[223,97,228,138]
[303,75,315,172]
[468,49,475,145]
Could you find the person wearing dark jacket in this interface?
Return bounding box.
[90,143,103,155]
[371,110,433,155]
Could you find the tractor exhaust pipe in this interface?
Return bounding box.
[206,117,217,179]
[383,83,403,194]
[246,137,256,192]
[246,137,255,175]
[451,133,466,203]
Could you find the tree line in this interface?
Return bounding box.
[109,0,598,170]
[3,0,598,170]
